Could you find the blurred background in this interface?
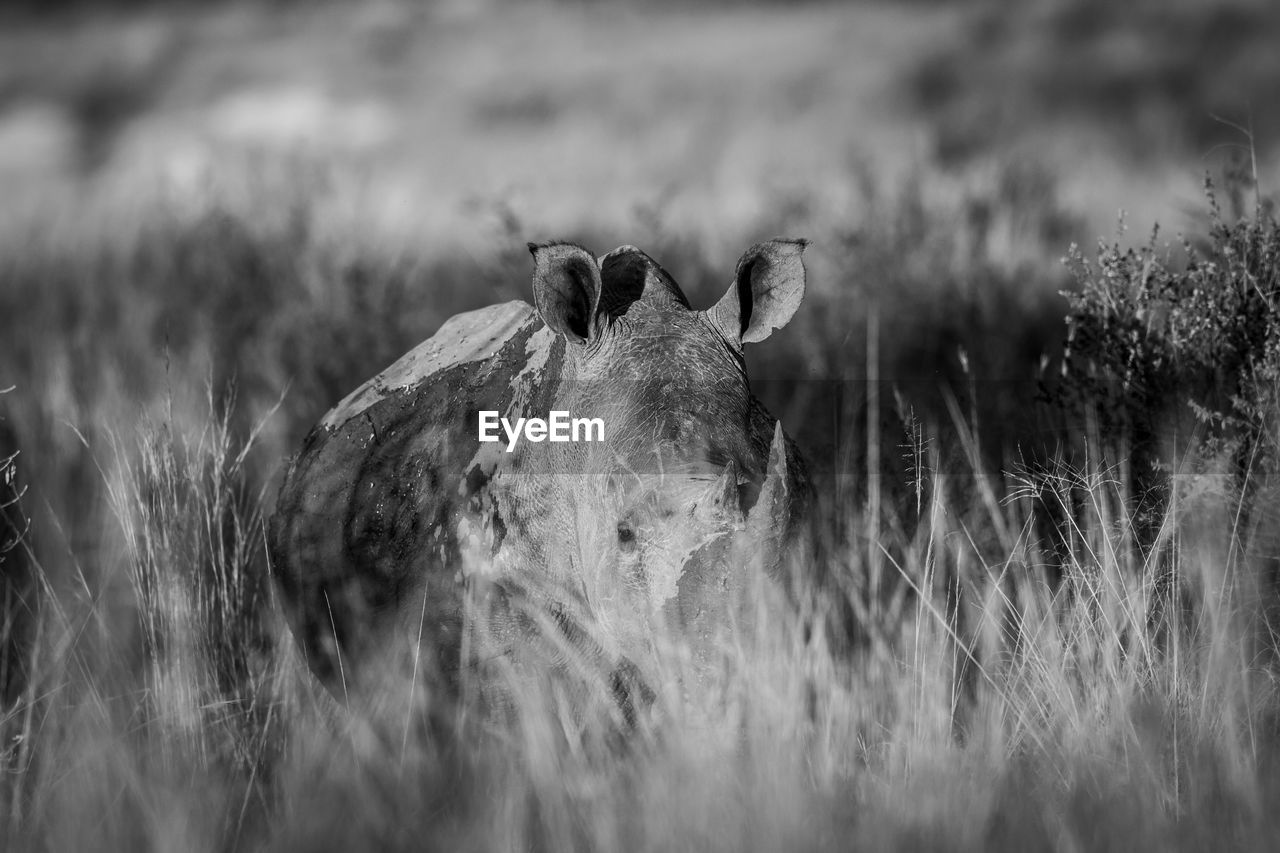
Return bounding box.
[4,0,1277,530]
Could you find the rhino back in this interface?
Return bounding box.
[269,301,564,686]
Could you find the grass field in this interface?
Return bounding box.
[3,1,1280,850]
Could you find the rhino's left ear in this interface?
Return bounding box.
[709,238,808,345]
[530,241,603,345]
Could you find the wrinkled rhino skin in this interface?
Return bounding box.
[269,240,812,706]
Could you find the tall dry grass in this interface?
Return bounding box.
[4,379,1280,849]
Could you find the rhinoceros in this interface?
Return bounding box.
[268,239,812,712]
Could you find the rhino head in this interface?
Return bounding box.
[269,238,811,713]
[522,239,810,663]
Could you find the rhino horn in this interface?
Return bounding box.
[746,421,791,550]
[711,457,741,520]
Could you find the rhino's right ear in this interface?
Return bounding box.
[530,241,603,346]
[709,238,808,345]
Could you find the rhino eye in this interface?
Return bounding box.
[616,521,637,547]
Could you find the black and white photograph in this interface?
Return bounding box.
[2,0,1279,849]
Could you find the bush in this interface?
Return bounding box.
[1059,184,1280,487]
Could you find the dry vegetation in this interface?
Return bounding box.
[3,1,1280,850]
